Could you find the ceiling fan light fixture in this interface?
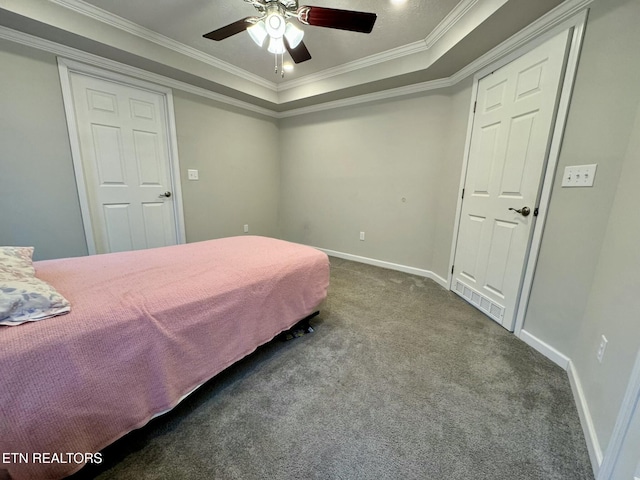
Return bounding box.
[267,36,286,55]
[247,20,268,47]
[284,22,304,49]
[204,1,378,75]
[265,13,286,39]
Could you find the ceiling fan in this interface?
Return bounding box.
[203,0,377,76]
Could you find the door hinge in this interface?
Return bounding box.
[473,101,477,114]
[534,207,539,217]
[461,188,465,199]
[451,265,454,274]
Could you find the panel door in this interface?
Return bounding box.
[452,31,570,329]
[70,73,178,254]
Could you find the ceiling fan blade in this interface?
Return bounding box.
[285,39,312,64]
[203,17,254,41]
[298,6,377,34]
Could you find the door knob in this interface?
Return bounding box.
[159,191,172,198]
[508,206,530,217]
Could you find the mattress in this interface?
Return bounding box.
[0,236,329,479]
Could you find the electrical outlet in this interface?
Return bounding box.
[244,224,249,233]
[359,232,365,241]
[187,169,199,181]
[597,335,608,363]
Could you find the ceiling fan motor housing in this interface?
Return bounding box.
[265,4,287,38]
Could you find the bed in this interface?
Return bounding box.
[0,236,329,480]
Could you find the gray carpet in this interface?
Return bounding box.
[71,257,593,480]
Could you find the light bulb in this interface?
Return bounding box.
[284,22,304,49]
[247,21,268,47]
[268,36,286,55]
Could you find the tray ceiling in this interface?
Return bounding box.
[0,0,573,113]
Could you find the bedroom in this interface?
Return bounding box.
[1,0,639,478]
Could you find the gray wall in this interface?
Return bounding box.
[0,39,281,260]
[522,0,640,452]
[278,83,471,279]
[173,92,280,242]
[523,0,640,361]
[432,78,473,277]
[0,40,88,260]
[573,93,640,460]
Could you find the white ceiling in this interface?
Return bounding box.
[0,0,571,112]
[80,0,463,83]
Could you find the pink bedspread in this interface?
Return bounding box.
[0,236,329,479]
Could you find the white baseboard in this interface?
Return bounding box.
[518,330,601,477]
[315,247,449,288]
[567,360,603,477]
[518,329,570,369]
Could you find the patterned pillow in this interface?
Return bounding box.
[0,246,35,278]
[0,247,71,326]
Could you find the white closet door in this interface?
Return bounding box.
[70,72,178,254]
[452,31,569,329]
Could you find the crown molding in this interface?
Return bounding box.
[276,39,428,92]
[449,0,594,85]
[277,0,482,93]
[279,0,593,117]
[48,0,278,92]
[50,0,470,96]
[276,78,453,118]
[0,20,449,119]
[0,25,278,118]
[424,0,480,50]
[1,0,593,119]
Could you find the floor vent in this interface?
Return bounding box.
[453,279,505,324]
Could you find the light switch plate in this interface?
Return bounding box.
[562,164,597,187]
[187,169,199,181]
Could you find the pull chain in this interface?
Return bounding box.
[274,52,285,78]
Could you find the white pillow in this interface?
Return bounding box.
[0,247,71,326]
